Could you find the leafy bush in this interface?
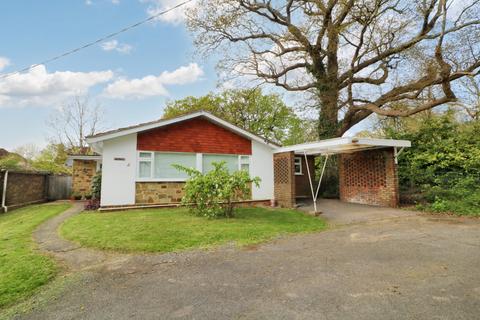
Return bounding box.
[174,162,260,218]
[91,171,102,200]
[382,110,480,216]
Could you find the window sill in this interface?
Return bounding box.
[136,178,188,182]
[295,173,303,176]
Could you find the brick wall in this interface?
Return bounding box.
[295,155,315,199]
[72,160,97,196]
[0,171,48,211]
[339,148,399,207]
[137,117,252,155]
[273,152,295,208]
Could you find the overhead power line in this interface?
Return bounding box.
[0,0,194,80]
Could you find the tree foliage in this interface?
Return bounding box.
[187,0,480,138]
[380,110,480,215]
[163,88,306,144]
[30,144,70,174]
[174,162,260,218]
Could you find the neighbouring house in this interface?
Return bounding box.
[70,111,410,210]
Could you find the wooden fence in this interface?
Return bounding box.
[47,175,72,200]
[0,170,72,213]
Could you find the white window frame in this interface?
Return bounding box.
[294,156,303,175]
[137,151,251,181]
[239,155,251,173]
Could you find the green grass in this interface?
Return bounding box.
[61,207,327,253]
[0,203,71,308]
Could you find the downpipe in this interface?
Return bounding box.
[1,170,8,213]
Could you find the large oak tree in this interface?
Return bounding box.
[187,0,480,138]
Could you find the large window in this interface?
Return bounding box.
[154,153,196,179]
[138,152,250,180]
[203,154,238,173]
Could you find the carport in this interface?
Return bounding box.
[273,137,411,212]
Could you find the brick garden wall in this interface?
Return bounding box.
[273,152,296,208]
[338,148,399,207]
[72,159,97,196]
[137,117,252,155]
[0,171,48,211]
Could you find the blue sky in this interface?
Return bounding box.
[0,0,218,150]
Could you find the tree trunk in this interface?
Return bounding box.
[317,86,340,139]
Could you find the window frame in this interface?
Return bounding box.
[294,156,303,175]
[136,151,251,181]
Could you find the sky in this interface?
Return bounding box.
[0,0,218,150]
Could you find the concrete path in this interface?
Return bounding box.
[16,204,480,320]
[297,199,417,225]
[33,202,125,271]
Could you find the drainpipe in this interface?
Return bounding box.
[1,170,8,213]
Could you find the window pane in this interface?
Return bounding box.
[139,161,151,178]
[154,153,196,179]
[139,152,152,158]
[203,154,238,173]
[241,163,249,172]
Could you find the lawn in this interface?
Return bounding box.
[61,207,326,253]
[0,203,71,308]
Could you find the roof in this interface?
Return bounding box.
[86,111,280,148]
[275,137,411,155]
[67,154,102,161]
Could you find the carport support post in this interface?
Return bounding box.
[303,152,329,214]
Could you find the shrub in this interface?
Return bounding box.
[84,199,100,211]
[91,171,102,200]
[174,162,260,218]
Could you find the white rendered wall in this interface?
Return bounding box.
[100,134,137,206]
[251,141,275,200]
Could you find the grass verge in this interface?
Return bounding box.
[61,207,326,253]
[0,203,71,308]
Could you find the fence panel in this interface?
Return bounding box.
[47,175,72,200]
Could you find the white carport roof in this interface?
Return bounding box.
[275,137,411,214]
[274,137,411,155]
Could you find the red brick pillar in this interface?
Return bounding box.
[273,152,296,208]
[339,148,399,207]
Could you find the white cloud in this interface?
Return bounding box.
[143,0,197,25]
[101,40,133,54]
[104,63,203,99]
[0,56,10,71]
[0,65,113,108]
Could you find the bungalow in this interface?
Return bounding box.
[68,111,411,210]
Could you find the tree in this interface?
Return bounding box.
[187,0,480,138]
[455,76,480,121]
[163,88,303,144]
[31,144,70,174]
[47,95,104,153]
[13,144,40,161]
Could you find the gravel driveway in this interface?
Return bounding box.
[12,205,480,320]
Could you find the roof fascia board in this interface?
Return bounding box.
[355,138,411,148]
[67,155,102,161]
[274,137,352,153]
[275,137,411,154]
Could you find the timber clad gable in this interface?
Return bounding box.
[137,118,252,155]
